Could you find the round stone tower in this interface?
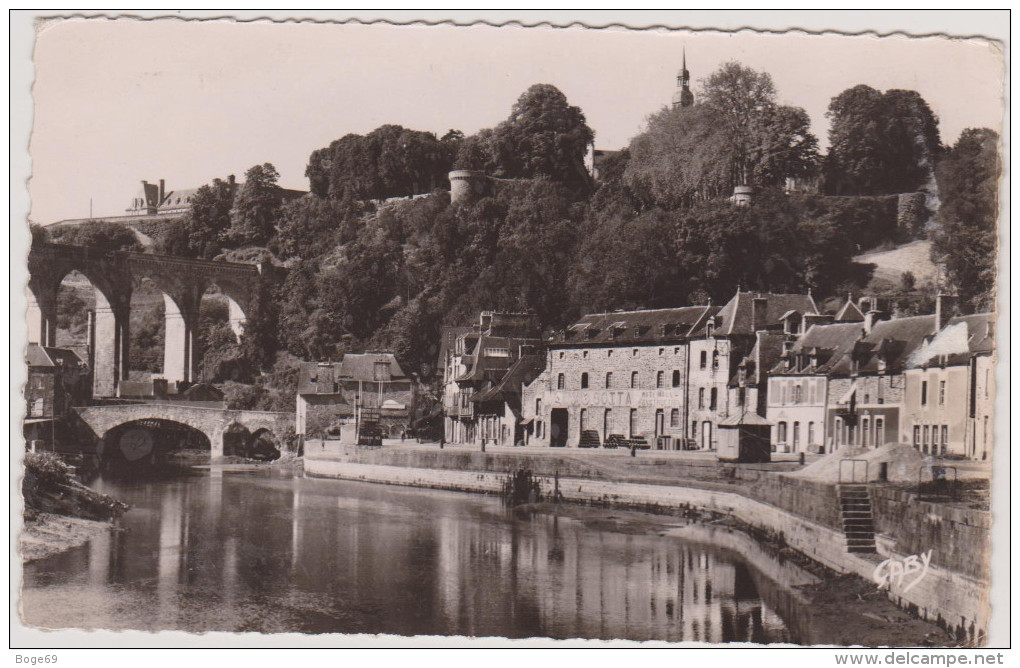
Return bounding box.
[448,170,488,204]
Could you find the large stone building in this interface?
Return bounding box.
[521,306,714,449]
[296,352,416,440]
[440,312,542,445]
[902,311,995,459]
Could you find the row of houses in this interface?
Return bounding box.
[440,293,995,460]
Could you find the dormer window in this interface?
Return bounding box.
[706,321,715,338]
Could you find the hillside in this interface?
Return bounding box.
[854,239,939,290]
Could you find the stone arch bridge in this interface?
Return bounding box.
[75,403,295,459]
[27,243,273,397]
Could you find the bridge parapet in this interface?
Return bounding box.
[75,403,296,459]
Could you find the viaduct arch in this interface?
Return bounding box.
[75,404,295,459]
[27,243,267,396]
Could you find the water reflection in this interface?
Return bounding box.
[22,470,816,642]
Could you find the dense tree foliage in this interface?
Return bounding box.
[823,85,941,196]
[625,63,818,209]
[227,163,284,246]
[932,128,1000,310]
[306,125,458,201]
[49,220,142,252]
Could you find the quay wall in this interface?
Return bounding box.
[305,446,989,642]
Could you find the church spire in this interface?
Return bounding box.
[672,47,694,109]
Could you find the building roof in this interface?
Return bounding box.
[718,411,773,427]
[552,306,715,347]
[834,298,866,323]
[338,352,408,382]
[711,291,818,337]
[908,312,996,368]
[455,335,538,383]
[474,354,546,407]
[437,325,472,369]
[25,344,87,369]
[297,353,408,395]
[771,322,863,375]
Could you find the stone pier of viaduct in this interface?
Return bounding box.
[27,243,268,397]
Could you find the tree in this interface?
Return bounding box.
[227,163,282,246]
[271,194,365,261]
[823,85,941,195]
[49,220,142,252]
[701,61,779,187]
[183,178,236,258]
[30,223,50,246]
[931,128,1000,310]
[488,84,594,192]
[624,63,817,209]
[306,125,457,201]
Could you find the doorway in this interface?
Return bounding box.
[550,408,569,447]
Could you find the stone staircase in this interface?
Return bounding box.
[837,483,877,553]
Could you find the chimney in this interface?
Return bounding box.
[863,309,889,335]
[935,294,959,333]
[479,311,493,333]
[159,179,165,203]
[751,297,768,332]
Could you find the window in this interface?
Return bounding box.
[559,352,564,359]
[864,393,870,404]
[793,385,803,404]
[605,372,613,389]
[485,347,510,357]
[778,422,788,442]
[607,350,613,358]
[698,388,705,409]
[875,418,884,446]
[700,351,707,369]
[672,370,681,387]
[557,374,565,390]
[862,418,870,446]
[692,421,698,438]
[659,348,664,356]
[709,388,718,411]
[939,380,946,406]
[604,409,612,437]
[580,373,589,389]
[583,350,589,359]
[712,350,720,370]
[923,425,930,445]
[808,422,815,445]
[631,371,639,389]
[633,349,639,357]
[656,371,664,388]
[931,425,939,446]
[629,409,638,438]
[670,408,680,428]
[674,347,680,355]
[580,409,588,432]
[921,380,928,406]
[793,422,800,448]
[941,425,948,448]
[913,425,921,447]
[536,398,542,414]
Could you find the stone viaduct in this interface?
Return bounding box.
[27,243,267,397]
[75,403,295,459]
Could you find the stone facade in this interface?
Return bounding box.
[523,343,692,448]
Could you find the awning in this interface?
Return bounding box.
[520,417,535,427]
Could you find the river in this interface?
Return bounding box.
[21,466,827,643]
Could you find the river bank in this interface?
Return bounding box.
[19,451,128,563]
[304,442,990,646]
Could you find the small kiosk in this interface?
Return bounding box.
[717,412,773,463]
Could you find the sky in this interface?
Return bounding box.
[28,17,1005,224]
